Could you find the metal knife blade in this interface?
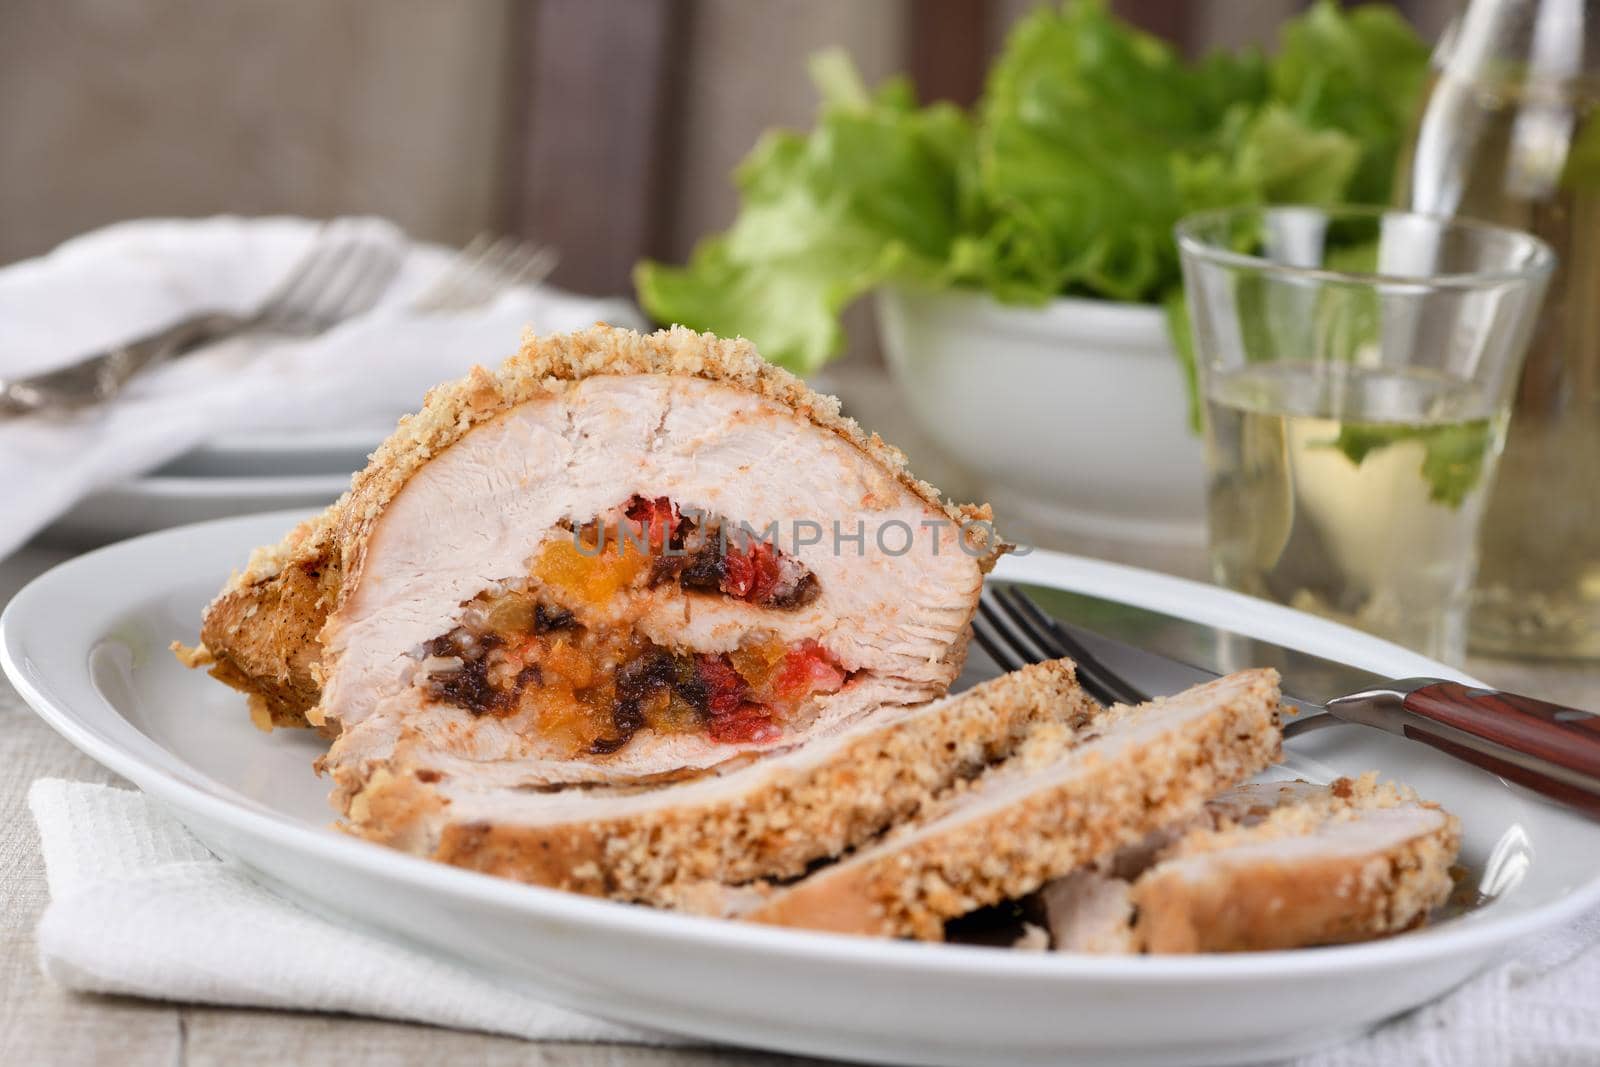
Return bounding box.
[1009,583,1392,712]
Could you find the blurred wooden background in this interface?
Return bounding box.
[0,0,1455,293]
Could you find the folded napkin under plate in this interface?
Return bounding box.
[0,216,646,559]
[27,779,664,1043]
[28,778,1600,1064]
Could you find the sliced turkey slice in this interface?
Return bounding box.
[1041,777,1461,954]
[715,669,1283,940]
[188,325,1000,801]
[347,658,1099,898]
[1039,869,1136,953]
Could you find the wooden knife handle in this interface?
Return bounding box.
[1400,681,1600,814]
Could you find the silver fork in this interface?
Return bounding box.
[409,233,559,314]
[975,585,1152,708]
[0,228,402,416]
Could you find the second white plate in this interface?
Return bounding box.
[45,474,349,545]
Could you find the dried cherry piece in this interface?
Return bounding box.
[721,548,757,598]
[772,639,846,700]
[707,704,782,745]
[624,495,680,553]
[745,543,784,603]
[694,654,746,718]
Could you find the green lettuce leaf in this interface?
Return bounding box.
[1271,1,1432,204]
[972,1,1268,304]
[636,53,976,375]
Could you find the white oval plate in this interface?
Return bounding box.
[6,511,1598,1067]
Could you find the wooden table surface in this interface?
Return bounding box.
[4,371,1596,1065]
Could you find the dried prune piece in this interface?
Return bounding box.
[429,657,503,715]
[767,570,820,609]
[612,698,647,737]
[617,649,676,702]
[533,604,576,632]
[647,553,688,588]
[588,734,629,755]
[670,657,710,717]
[678,543,725,591]
[425,631,462,658]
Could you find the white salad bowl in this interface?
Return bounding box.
[876,285,1207,546]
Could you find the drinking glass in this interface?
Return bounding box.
[1176,205,1553,663]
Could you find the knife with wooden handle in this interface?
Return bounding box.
[1322,680,1600,814]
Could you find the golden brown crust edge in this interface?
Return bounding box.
[188,324,1004,727]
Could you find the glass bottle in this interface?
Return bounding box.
[1395,0,1600,659]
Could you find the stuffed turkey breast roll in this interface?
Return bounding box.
[189,325,1001,801]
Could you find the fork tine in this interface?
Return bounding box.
[326,241,401,322]
[422,233,495,311]
[502,239,557,287]
[257,230,348,325]
[412,235,558,313]
[480,240,538,301]
[290,242,377,331]
[253,223,332,312]
[455,235,512,304]
[460,236,517,308]
[976,592,1046,672]
[523,243,560,286]
[262,234,399,335]
[995,585,1073,659]
[996,586,1151,707]
[412,233,496,312]
[476,239,559,302]
[272,241,387,334]
[971,609,1027,674]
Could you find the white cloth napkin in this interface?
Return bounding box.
[26,778,668,1043]
[0,216,646,559]
[29,778,1600,1063]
